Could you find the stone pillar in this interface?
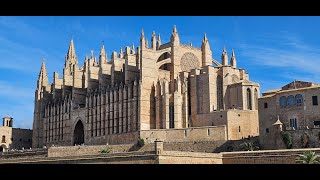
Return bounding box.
[119,85,123,133]
[113,87,118,134]
[132,81,138,131]
[154,140,164,155]
[155,81,161,129]
[162,80,170,129]
[97,94,101,136]
[109,90,114,134]
[123,86,128,132]
[127,84,132,132]
[105,90,109,135]
[174,91,182,129]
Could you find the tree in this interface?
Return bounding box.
[296,151,320,164]
[239,142,259,151]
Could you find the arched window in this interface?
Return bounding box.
[217,75,223,110]
[247,88,252,110]
[1,136,5,143]
[287,95,295,107]
[254,88,258,110]
[296,94,303,106]
[169,103,174,128]
[280,96,287,108]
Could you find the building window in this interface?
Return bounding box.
[247,88,252,110]
[313,96,318,106]
[266,128,269,133]
[19,138,22,142]
[28,139,31,142]
[217,75,223,110]
[264,102,268,108]
[169,103,174,128]
[314,121,320,126]
[295,94,303,106]
[287,95,295,107]
[1,136,5,143]
[280,96,287,108]
[289,118,298,129]
[239,126,241,132]
[254,88,258,110]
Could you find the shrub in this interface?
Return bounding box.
[100,147,112,154]
[282,131,293,149]
[239,141,259,151]
[296,151,320,164]
[137,138,145,147]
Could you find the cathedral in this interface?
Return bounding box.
[33,26,260,148]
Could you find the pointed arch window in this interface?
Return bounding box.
[217,75,223,110]
[247,88,252,110]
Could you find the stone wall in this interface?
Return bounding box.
[157,151,222,164]
[11,128,32,149]
[140,126,227,143]
[221,148,320,164]
[48,144,135,157]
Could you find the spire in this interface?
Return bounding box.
[221,46,228,66]
[170,25,180,44]
[157,34,162,49]
[141,29,145,39]
[99,41,107,64]
[140,28,145,49]
[145,39,149,48]
[131,43,135,54]
[152,31,156,50]
[201,33,210,50]
[230,49,237,68]
[119,47,123,58]
[37,58,49,90]
[66,38,77,62]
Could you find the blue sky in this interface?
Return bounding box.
[1,16,320,129]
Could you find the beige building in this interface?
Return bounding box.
[259,80,320,149]
[0,117,33,151]
[33,26,260,148]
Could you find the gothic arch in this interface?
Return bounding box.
[73,118,85,145]
[0,144,7,152]
[157,52,171,62]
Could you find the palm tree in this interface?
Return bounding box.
[296,151,320,164]
[239,142,259,151]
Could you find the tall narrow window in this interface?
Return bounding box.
[289,118,298,129]
[169,103,174,128]
[254,88,258,110]
[287,95,295,107]
[280,96,287,108]
[247,88,252,110]
[217,75,223,110]
[295,94,303,106]
[1,136,5,143]
[313,96,318,106]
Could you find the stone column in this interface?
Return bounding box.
[154,140,164,155]
[119,85,123,133]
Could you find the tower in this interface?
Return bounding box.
[221,47,228,66]
[201,33,212,67]
[33,59,50,148]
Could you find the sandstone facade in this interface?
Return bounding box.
[33,26,260,148]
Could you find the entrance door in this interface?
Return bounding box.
[74,121,84,145]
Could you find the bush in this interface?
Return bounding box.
[100,147,112,154]
[137,138,145,147]
[282,131,293,149]
[239,141,260,151]
[296,151,320,164]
